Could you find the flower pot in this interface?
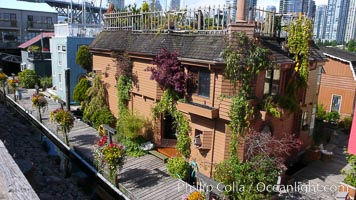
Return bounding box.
[305,148,321,161]
[339,182,356,199]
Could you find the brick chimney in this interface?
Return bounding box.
[228,0,255,37]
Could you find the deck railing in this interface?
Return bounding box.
[104,6,298,37]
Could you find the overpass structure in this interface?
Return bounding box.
[44,0,107,24]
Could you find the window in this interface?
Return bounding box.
[301,111,308,130]
[264,68,280,95]
[57,45,61,51]
[58,74,62,90]
[3,13,10,21]
[188,68,211,97]
[27,15,33,28]
[10,14,16,27]
[310,104,317,136]
[62,46,66,52]
[58,53,62,66]
[331,95,342,112]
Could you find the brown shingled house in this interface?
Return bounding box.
[318,47,356,118]
[89,3,326,178]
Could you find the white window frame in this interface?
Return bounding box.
[330,94,342,113]
[310,104,317,136]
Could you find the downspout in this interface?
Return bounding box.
[210,70,217,177]
[210,119,217,177]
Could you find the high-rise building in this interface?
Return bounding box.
[313,5,328,40]
[280,0,302,14]
[303,0,316,18]
[345,0,356,42]
[266,5,277,12]
[324,0,350,42]
[170,0,180,11]
[107,0,125,11]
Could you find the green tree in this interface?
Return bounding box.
[347,40,356,52]
[73,77,90,102]
[141,1,149,12]
[75,45,92,72]
[18,69,38,88]
[83,75,106,120]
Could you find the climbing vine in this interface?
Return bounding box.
[148,49,191,158]
[286,15,313,86]
[222,31,271,137]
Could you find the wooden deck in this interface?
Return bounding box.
[0,140,39,200]
[10,89,191,200]
[280,130,349,199]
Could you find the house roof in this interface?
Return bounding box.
[89,31,226,63]
[0,0,57,13]
[89,30,327,65]
[18,32,54,49]
[319,46,356,80]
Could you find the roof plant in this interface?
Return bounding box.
[285,14,313,87]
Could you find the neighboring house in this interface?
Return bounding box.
[90,5,326,177]
[18,32,54,77]
[0,0,57,49]
[318,47,356,118]
[50,23,101,103]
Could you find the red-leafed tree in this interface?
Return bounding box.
[244,131,303,170]
[146,48,186,96]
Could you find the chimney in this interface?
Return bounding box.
[228,0,255,37]
[236,0,246,22]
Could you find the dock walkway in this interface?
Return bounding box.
[0,139,39,200]
[9,89,189,200]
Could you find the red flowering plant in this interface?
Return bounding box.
[31,93,48,110]
[93,135,125,185]
[8,79,19,90]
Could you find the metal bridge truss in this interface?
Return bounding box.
[0,53,21,64]
[45,0,107,24]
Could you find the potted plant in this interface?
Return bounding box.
[340,153,356,199]
[31,93,48,122]
[93,135,125,186]
[305,145,321,161]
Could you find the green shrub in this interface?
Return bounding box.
[167,157,189,180]
[121,136,147,157]
[118,112,146,139]
[343,116,353,129]
[18,69,38,88]
[317,104,327,120]
[40,76,52,89]
[325,111,340,123]
[90,107,115,129]
[343,154,356,187]
[73,78,90,102]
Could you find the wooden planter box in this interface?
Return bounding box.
[305,148,321,161]
[339,182,356,199]
[177,101,219,119]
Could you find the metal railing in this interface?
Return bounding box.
[104,5,233,34]
[104,6,297,37]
